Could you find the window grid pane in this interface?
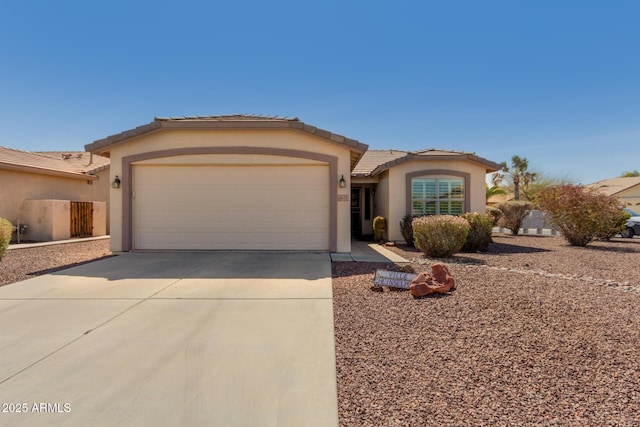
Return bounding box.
[412,201,423,215]
[424,201,436,215]
[411,177,465,216]
[438,181,450,199]
[451,181,463,199]
[425,181,437,199]
[412,181,423,200]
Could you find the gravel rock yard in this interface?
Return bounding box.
[0,239,113,286]
[334,235,640,426]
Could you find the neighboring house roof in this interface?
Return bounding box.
[85,115,369,170]
[487,192,513,205]
[586,176,640,197]
[353,148,502,177]
[0,146,108,180]
[35,151,111,174]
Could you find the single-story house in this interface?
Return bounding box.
[85,115,501,253]
[0,147,110,241]
[586,176,640,209]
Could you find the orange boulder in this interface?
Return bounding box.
[409,263,455,298]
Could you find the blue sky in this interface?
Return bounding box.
[1,0,638,184]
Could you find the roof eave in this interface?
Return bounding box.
[85,119,368,169]
[467,154,502,173]
[85,164,110,174]
[610,183,640,196]
[370,153,502,176]
[0,162,99,180]
[85,121,163,155]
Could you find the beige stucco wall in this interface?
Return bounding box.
[93,169,110,233]
[0,168,110,239]
[137,154,326,166]
[107,129,353,252]
[19,199,107,241]
[21,200,70,241]
[92,201,107,236]
[618,187,640,209]
[374,172,390,239]
[351,176,379,185]
[382,159,490,242]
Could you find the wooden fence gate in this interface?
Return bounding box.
[70,202,93,238]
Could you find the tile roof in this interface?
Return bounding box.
[352,149,409,176]
[86,115,369,170]
[155,114,299,122]
[353,148,502,176]
[0,146,109,179]
[35,151,110,174]
[586,176,640,196]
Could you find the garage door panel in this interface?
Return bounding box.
[133,164,329,250]
[136,231,329,251]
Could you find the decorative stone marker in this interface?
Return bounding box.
[409,263,455,298]
[373,269,418,290]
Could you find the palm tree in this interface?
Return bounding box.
[492,155,537,201]
[485,183,506,201]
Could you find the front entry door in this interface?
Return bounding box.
[351,188,361,238]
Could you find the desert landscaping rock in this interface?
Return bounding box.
[409,263,455,298]
[0,239,113,286]
[334,235,640,426]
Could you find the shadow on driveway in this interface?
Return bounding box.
[47,251,331,281]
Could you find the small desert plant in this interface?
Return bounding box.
[461,212,494,252]
[372,215,386,242]
[496,201,533,235]
[0,218,13,261]
[412,215,469,258]
[399,214,414,247]
[537,184,630,246]
[486,206,502,226]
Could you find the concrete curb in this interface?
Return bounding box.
[331,241,410,263]
[8,235,110,251]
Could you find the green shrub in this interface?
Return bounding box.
[537,184,630,246]
[461,212,494,252]
[598,210,630,241]
[496,201,533,235]
[412,215,469,258]
[486,206,502,226]
[372,215,386,242]
[399,214,414,247]
[0,218,13,261]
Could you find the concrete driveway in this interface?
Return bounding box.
[0,252,337,427]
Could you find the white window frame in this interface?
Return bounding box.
[411,177,465,216]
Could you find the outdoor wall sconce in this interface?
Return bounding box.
[339,175,347,188]
[112,175,121,189]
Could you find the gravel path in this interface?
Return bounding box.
[0,239,113,286]
[334,235,640,426]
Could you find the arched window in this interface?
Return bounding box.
[411,177,464,216]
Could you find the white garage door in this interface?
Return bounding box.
[132,164,330,250]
